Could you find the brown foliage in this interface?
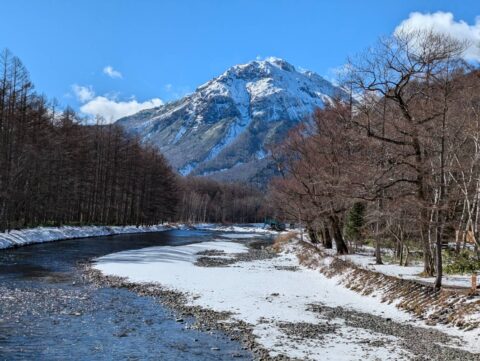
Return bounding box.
[177,176,265,224]
[269,30,480,287]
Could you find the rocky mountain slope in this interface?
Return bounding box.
[117,57,347,184]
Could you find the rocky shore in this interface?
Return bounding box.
[84,239,288,360]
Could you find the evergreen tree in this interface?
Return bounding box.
[345,202,365,244]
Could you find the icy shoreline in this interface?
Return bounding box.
[0,224,180,250]
[92,230,480,360]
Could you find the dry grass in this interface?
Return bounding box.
[271,231,298,252]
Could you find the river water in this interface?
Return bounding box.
[0,229,253,360]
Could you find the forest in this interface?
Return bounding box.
[178,176,265,224]
[0,49,179,231]
[0,48,265,232]
[268,30,480,288]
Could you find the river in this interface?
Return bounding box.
[0,229,253,360]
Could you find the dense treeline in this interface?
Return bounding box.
[0,49,178,232]
[269,30,480,289]
[178,176,265,223]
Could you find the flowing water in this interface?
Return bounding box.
[0,229,253,360]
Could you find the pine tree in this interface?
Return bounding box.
[345,202,365,245]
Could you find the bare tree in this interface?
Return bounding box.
[346,30,468,287]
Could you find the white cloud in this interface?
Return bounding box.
[79,96,163,123]
[395,12,480,61]
[103,65,123,79]
[72,84,95,102]
[72,83,163,123]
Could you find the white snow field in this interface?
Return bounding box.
[0,224,179,249]
[194,223,278,234]
[93,231,480,360]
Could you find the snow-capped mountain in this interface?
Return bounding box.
[117,57,347,183]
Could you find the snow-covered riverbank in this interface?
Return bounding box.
[92,230,480,360]
[0,224,180,249]
[0,222,277,250]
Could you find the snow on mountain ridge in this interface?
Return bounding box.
[116,58,348,184]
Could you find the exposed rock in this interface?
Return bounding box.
[117,58,348,184]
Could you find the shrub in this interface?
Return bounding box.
[444,250,480,275]
[272,232,298,252]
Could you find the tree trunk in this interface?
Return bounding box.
[307,226,319,243]
[322,225,333,249]
[375,238,383,265]
[374,219,383,264]
[330,215,348,255]
[421,209,435,276]
[434,224,443,290]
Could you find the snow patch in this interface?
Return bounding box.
[173,126,187,143]
[342,251,477,289]
[0,224,177,250]
[179,162,198,176]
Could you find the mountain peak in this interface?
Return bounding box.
[238,57,296,72]
[217,57,299,83]
[261,56,296,71]
[117,59,347,183]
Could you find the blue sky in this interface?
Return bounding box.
[1,0,479,121]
